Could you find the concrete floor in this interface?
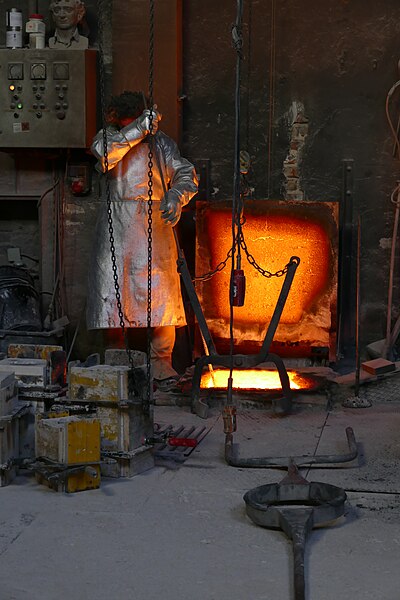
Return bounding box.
[0,393,399,600]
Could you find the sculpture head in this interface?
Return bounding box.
[49,0,85,30]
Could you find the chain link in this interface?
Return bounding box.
[98,0,135,372]
[194,229,288,282]
[239,233,288,278]
[144,0,156,414]
[193,245,235,282]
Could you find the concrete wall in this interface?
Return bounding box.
[182,0,400,358]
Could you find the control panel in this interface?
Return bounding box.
[0,49,97,148]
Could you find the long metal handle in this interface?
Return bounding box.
[291,525,308,600]
[278,508,313,600]
[173,228,217,356]
[258,256,300,359]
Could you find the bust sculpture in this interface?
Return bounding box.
[48,0,88,49]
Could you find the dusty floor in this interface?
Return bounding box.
[0,392,399,600]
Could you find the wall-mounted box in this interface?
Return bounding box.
[0,49,97,148]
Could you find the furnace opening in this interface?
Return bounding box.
[195,200,339,360]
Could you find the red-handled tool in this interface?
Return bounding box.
[168,437,198,448]
[144,435,198,448]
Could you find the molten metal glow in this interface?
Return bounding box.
[200,369,314,390]
[205,213,330,324]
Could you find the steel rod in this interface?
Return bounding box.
[225,426,357,468]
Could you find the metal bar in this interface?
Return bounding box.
[225,426,357,468]
[355,215,361,396]
[257,257,300,360]
[174,230,217,356]
[337,159,355,362]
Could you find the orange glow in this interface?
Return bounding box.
[205,212,330,325]
[200,369,314,390]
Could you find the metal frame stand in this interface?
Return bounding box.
[174,233,300,418]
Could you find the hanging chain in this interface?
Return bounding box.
[145,0,156,413]
[245,0,252,155]
[194,225,289,282]
[97,0,135,372]
[239,232,288,278]
[193,246,236,282]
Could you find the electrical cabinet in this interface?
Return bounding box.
[0,48,97,148]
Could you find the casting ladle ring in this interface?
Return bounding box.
[243,462,347,600]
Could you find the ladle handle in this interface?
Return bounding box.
[292,526,307,600]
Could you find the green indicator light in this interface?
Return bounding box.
[17,103,23,109]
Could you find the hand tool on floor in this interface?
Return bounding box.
[244,461,347,600]
[144,427,198,448]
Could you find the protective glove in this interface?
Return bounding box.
[136,107,161,136]
[160,189,182,227]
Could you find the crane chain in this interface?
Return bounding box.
[98,0,135,372]
[194,230,289,282]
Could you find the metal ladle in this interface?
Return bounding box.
[244,462,347,600]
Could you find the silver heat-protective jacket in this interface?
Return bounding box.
[86,120,198,329]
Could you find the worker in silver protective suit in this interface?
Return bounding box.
[87,91,198,390]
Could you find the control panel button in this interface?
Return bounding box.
[8,63,24,80]
[56,111,66,120]
[30,63,46,80]
[53,62,69,80]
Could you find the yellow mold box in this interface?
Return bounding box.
[68,365,130,403]
[35,416,101,492]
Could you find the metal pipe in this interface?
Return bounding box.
[225,426,357,468]
[354,215,361,396]
[383,182,400,358]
